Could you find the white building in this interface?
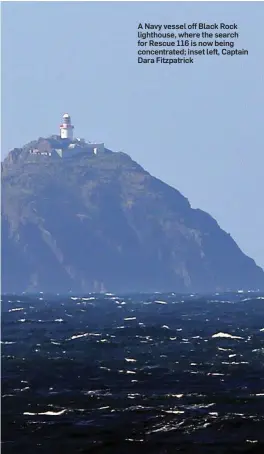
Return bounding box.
[60,113,74,140]
[57,113,105,157]
[85,142,105,154]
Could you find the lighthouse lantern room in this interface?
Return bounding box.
[60,113,74,140]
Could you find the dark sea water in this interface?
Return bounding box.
[2,292,264,453]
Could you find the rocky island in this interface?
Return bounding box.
[2,116,264,294]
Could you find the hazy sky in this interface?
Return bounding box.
[2,1,264,269]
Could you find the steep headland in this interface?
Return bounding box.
[2,137,264,293]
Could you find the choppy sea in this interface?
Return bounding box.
[2,292,264,453]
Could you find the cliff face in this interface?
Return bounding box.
[2,139,264,294]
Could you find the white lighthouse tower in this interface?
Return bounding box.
[60,113,74,140]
